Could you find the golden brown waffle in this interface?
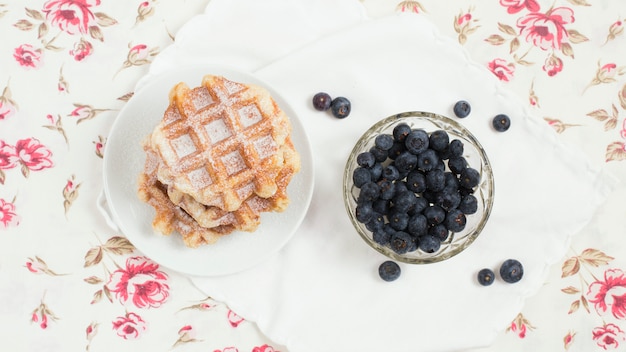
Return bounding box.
[166,138,300,231]
[150,75,291,212]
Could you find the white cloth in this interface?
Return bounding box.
[135,2,617,351]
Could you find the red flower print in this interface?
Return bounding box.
[563,330,576,350]
[488,58,515,81]
[587,268,626,319]
[70,38,93,61]
[227,309,244,327]
[543,54,563,76]
[516,7,574,50]
[112,312,147,339]
[510,321,527,338]
[15,138,53,172]
[0,97,17,121]
[252,344,279,352]
[106,256,169,308]
[14,44,43,68]
[592,323,626,350]
[0,141,18,170]
[0,198,20,229]
[499,0,540,14]
[42,0,100,35]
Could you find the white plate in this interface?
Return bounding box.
[102,65,314,277]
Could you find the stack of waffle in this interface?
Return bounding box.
[138,74,300,248]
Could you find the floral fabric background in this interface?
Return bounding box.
[1,0,626,351]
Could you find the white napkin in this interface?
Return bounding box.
[138,4,616,352]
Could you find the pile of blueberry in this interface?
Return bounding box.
[352,122,482,257]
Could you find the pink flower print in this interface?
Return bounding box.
[488,58,515,81]
[510,321,527,338]
[457,13,472,27]
[0,141,18,170]
[227,309,244,327]
[252,345,279,352]
[599,63,619,81]
[0,198,19,229]
[587,268,626,319]
[620,119,626,139]
[0,97,17,121]
[15,138,54,174]
[592,323,626,350]
[14,44,43,68]
[396,1,424,14]
[70,38,93,61]
[214,348,239,352]
[516,7,574,51]
[543,54,563,77]
[499,0,540,14]
[106,256,169,308]
[112,312,147,339]
[42,0,100,35]
[563,331,576,350]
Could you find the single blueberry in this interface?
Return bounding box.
[406,170,426,193]
[444,172,459,190]
[382,165,401,181]
[453,100,471,118]
[477,268,495,286]
[411,197,429,215]
[425,169,446,192]
[369,146,388,163]
[448,156,467,175]
[392,191,417,213]
[444,208,467,232]
[390,231,413,254]
[424,205,446,226]
[357,152,376,168]
[387,141,405,160]
[394,151,418,173]
[373,228,391,246]
[417,149,440,172]
[355,203,374,223]
[375,134,394,150]
[358,182,380,203]
[369,162,383,182]
[418,234,441,253]
[389,212,410,231]
[312,92,332,111]
[429,130,450,151]
[405,129,430,155]
[352,167,371,188]
[392,123,412,142]
[428,224,449,241]
[330,97,351,119]
[379,260,401,282]
[448,139,464,157]
[365,212,384,232]
[407,214,428,237]
[377,179,396,200]
[458,194,478,215]
[499,259,524,283]
[441,189,461,211]
[459,167,481,189]
[492,114,511,132]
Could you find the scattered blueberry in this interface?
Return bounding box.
[500,259,524,283]
[453,100,471,118]
[312,92,332,111]
[492,114,511,132]
[379,260,401,282]
[330,97,351,119]
[477,268,495,286]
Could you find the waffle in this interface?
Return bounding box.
[166,137,300,231]
[150,74,291,212]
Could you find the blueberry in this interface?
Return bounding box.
[389,212,410,231]
[411,196,429,215]
[459,167,481,189]
[379,260,401,282]
[375,134,394,150]
[453,100,471,118]
[352,167,371,187]
[448,156,467,175]
[312,92,332,111]
[428,224,449,241]
[423,205,446,225]
[492,114,511,132]
[394,181,408,194]
[357,152,376,168]
[372,198,391,215]
[369,162,383,182]
[394,151,418,173]
[441,189,461,211]
[392,123,412,142]
[330,97,351,118]
[390,231,413,254]
[425,169,446,192]
[429,130,449,152]
[477,268,495,286]
[355,202,374,223]
[448,139,464,157]
[358,181,380,203]
[373,227,392,246]
[406,170,426,193]
[444,208,466,232]
[407,214,428,237]
[377,179,396,200]
[499,259,524,283]
[458,194,478,214]
[405,129,430,154]
[382,165,400,181]
[365,212,384,232]
[369,146,388,163]
[417,149,440,172]
[387,141,405,160]
[418,234,441,253]
[444,172,459,190]
[392,190,417,213]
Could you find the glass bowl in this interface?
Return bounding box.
[343,111,494,264]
